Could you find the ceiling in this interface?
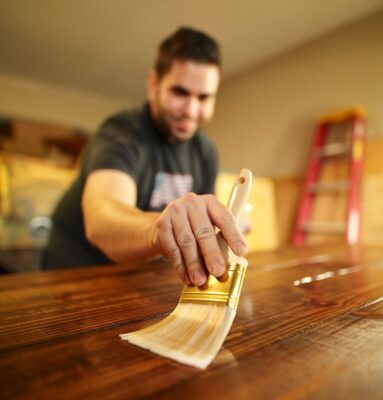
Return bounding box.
[0,0,382,103]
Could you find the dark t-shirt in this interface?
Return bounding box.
[42,104,218,269]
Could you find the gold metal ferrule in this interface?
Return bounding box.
[180,257,248,310]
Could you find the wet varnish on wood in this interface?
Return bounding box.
[1,244,383,399]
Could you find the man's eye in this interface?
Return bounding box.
[198,95,209,102]
[172,87,189,96]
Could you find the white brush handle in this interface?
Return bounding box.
[218,168,252,264]
[226,168,252,218]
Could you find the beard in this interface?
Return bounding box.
[153,98,200,144]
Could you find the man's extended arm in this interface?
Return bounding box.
[82,169,160,262]
[82,169,247,286]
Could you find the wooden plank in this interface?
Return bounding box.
[153,297,383,400]
[0,263,181,351]
[1,246,383,399]
[363,174,383,245]
[273,176,302,246]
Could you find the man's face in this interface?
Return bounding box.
[148,60,220,142]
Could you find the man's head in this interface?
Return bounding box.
[148,27,221,143]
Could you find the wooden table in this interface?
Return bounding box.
[1,245,383,399]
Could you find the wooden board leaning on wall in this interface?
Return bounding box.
[0,152,77,248]
[216,172,279,253]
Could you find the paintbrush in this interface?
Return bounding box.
[120,168,252,369]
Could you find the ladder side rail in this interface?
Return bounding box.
[293,122,328,246]
[346,116,366,245]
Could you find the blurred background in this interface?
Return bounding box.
[1,0,383,272]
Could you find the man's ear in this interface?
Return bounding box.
[147,70,159,102]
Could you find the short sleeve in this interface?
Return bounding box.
[204,144,218,194]
[84,115,146,183]
[197,133,219,195]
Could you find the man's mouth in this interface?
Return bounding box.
[173,117,197,132]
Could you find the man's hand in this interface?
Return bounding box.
[151,192,247,286]
[83,171,246,286]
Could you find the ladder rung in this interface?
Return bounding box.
[302,221,346,234]
[308,181,349,193]
[316,143,349,158]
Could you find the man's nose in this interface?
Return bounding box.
[183,97,200,118]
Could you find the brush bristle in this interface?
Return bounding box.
[120,303,236,369]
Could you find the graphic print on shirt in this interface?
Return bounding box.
[149,172,193,209]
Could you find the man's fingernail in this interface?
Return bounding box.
[211,262,225,277]
[235,243,247,255]
[192,271,206,286]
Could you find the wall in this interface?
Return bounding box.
[207,11,383,177]
[2,10,382,158]
[0,73,129,132]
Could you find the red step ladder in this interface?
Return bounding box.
[293,107,367,247]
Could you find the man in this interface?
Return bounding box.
[42,27,247,287]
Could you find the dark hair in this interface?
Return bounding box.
[154,27,221,79]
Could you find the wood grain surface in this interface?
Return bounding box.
[1,245,383,400]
